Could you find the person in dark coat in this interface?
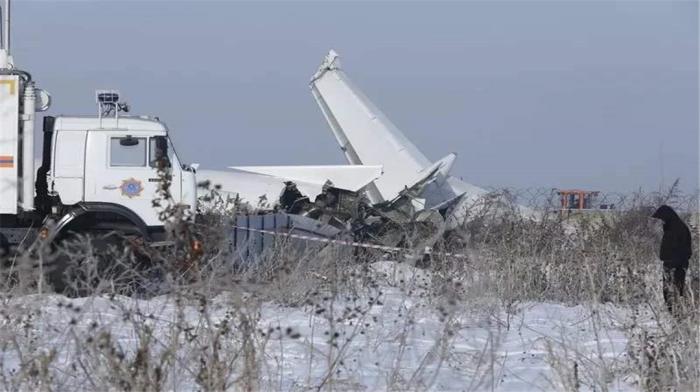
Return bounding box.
[279,181,304,212]
[651,205,692,312]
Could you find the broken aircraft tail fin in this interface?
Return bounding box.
[310,50,432,203]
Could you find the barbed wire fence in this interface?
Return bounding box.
[482,187,699,215]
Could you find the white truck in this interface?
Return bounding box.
[0,0,196,256]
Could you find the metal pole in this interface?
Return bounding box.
[21,81,35,211]
[260,214,264,254]
[0,3,3,50]
[2,0,9,53]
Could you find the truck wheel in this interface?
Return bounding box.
[47,230,155,297]
[0,233,9,259]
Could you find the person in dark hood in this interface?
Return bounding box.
[279,181,303,212]
[652,205,692,312]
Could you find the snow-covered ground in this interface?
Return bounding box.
[0,261,667,391]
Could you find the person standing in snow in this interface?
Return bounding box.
[651,205,692,313]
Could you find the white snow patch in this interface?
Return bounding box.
[0,262,648,391]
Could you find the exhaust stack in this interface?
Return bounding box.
[20,81,35,211]
[0,0,11,68]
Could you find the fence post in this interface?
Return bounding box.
[246,213,250,260]
[233,216,238,250]
[260,213,265,254]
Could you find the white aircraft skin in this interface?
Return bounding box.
[199,50,532,225]
[197,165,382,209]
[309,50,490,224]
[230,165,382,192]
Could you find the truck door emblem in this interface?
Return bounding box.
[120,178,144,198]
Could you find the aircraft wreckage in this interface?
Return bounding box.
[198,50,522,250]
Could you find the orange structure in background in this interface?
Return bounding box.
[556,189,600,210]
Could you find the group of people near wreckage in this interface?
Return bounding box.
[278,182,693,315]
[279,180,342,216]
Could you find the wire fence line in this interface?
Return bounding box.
[481,187,699,213]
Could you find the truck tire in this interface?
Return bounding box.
[47,230,156,297]
[0,233,9,258]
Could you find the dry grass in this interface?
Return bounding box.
[0,184,697,391]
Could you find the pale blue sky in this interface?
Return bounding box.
[11,0,699,192]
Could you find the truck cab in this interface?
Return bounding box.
[48,114,197,229]
[0,76,197,247]
[0,1,198,280]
